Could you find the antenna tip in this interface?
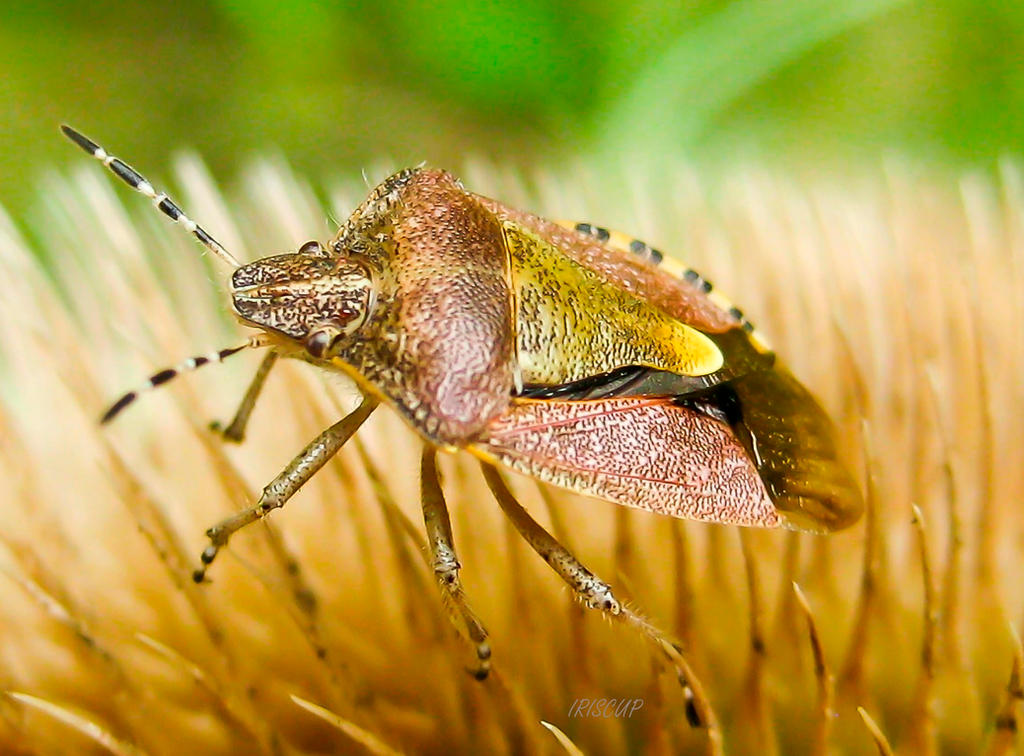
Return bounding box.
[60,125,100,156]
[100,392,137,424]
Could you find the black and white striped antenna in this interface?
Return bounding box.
[61,125,269,421]
[61,125,241,269]
[100,337,268,424]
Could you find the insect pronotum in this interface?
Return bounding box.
[64,125,862,692]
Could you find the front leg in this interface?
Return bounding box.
[193,396,378,582]
[210,351,279,443]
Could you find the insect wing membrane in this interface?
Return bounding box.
[473,396,781,527]
[716,367,863,532]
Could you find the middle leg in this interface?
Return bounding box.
[421,446,491,679]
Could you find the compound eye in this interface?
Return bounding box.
[304,323,342,359]
[298,240,326,256]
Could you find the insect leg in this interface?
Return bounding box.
[421,446,491,680]
[193,396,378,582]
[480,464,697,688]
[481,463,623,611]
[210,351,279,443]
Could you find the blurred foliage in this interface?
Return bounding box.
[3,0,1024,211]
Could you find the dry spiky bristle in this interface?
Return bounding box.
[0,154,1021,754]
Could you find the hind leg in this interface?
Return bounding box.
[480,463,716,729]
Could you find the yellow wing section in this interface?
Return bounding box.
[503,221,723,387]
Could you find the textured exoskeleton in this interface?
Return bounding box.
[68,117,863,683]
[233,167,862,533]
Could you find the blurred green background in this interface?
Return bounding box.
[3,0,1023,213]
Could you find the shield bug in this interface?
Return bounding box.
[63,125,862,682]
